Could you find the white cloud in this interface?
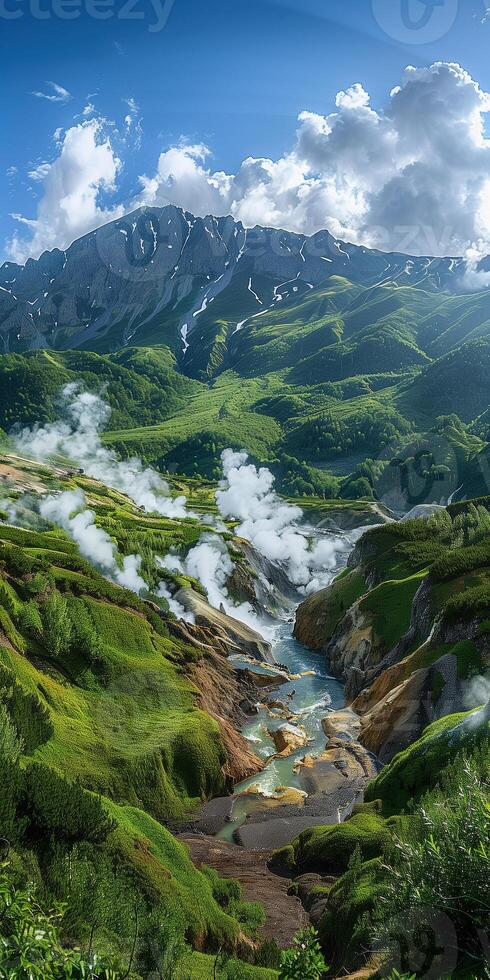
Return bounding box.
[31,81,72,104]
[123,97,143,148]
[10,61,490,263]
[28,162,51,183]
[138,62,490,257]
[7,119,122,262]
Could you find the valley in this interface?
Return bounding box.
[0,210,488,978]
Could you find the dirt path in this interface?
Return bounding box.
[179,833,308,948]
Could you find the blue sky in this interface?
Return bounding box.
[3,0,490,262]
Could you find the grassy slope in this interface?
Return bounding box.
[0,274,489,498]
[0,463,276,971]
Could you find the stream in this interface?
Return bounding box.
[216,530,358,844]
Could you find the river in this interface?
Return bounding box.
[216,530,356,844]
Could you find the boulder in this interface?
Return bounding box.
[269,723,308,755]
[322,708,362,741]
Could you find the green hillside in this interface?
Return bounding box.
[0,273,489,505]
[0,462,278,976]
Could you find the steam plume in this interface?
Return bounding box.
[13,384,188,519]
[39,489,147,592]
[159,534,273,635]
[216,450,346,592]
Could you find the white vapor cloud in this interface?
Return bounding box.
[8,119,122,262]
[155,579,192,622]
[137,62,490,257]
[13,384,189,519]
[31,81,72,104]
[216,450,346,593]
[159,534,272,635]
[464,673,490,710]
[39,488,147,593]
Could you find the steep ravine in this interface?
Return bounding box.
[177,524,381,946]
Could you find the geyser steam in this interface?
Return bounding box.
[216,449,346,593]
[14,384,188,519]
[39,489,147,592]
[159,534,272,635]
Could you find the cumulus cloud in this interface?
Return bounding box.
[13,384,189,519]
[137,62,490,257]
[10,61,490,263]
[216,450,346,593]
[8,119,122,262]
[31,81,72,104]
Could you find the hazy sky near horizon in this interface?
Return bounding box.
[4,0,490,262]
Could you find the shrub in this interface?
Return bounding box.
[373,758,490,977]
[0,666,53,752]
[0,696,23,763]
[41,591,72,658]
[0,861,120,978]
[17,600,43,641]
[279,927,328,980]
[67,598,103,665]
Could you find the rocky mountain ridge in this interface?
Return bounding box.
[0,204,468,358]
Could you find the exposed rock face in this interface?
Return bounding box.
[0,203,464,356]
[167,608,265,785]
[294,584,334,652]
[232,539,300,615]
[174,586,274,663]
[322,708,362,741]
[296,554,490,763]
[190,652,263,784]
[355,665,435,763]
[349,602,490,759]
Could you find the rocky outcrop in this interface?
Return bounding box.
[231,539,300,615]
[324,602,375,697]
[350,601,490,760]
[322,708,362,741]
[190,650,263,784]
[269,723,309,756]
[174,586,274,663]
[168,605,266,784]
[355,664,436,763]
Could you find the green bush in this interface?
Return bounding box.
[0,665,53,752]
[0,860,121,979]
[279,927,327,980]
[373,758,490,977]
[41,591,73,659]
